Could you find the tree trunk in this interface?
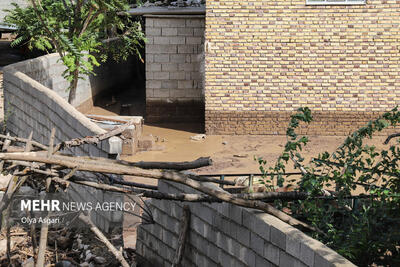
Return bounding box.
[68,59,80,104]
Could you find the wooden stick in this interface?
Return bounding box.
[0,133,48,150]
[0,152,319,232]
[48,128,56,157]
[70,179,218,202]
[384,133,400,144]
[37,131,53,267]
[79,213,129,267]
[0,152,234,185]
[110,177,158,190]
[63,166,78,181]
[172,205,190,267]
[53,120,133,153]
[36,210,49,267]
[25,132,33,153]
[2,133,11,152]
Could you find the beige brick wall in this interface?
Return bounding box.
[205,0,400,135]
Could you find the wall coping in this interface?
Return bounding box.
[164,180,356,266]
[128,6,205,16]
[247,209,356,266]
[4,63,106,136]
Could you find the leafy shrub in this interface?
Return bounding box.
[257,107,400,266]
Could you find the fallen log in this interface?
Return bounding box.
[0,152,319,232]
[134,157,212,170]
[69,179,219,202]
[0,152,234,185]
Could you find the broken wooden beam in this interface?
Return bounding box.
[133,156,212,170]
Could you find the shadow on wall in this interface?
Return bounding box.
[88,54,146,117]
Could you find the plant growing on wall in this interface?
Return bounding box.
[5,0,145,104]
[256,107,400,266]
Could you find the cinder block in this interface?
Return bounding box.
[146,63,162,72]
[147,44,177,54]
[146,80,162,90]
[146,27,161,36]
[145,18,153,27]
[280,250,306,267]
[264,242,280,265]
[161,80,178,90]
[169,36,186,45]
[153,18,166,27]
[270,226,286,250]
[154,54,170,63]
[191,215,205,236]
[154,36,170,45]
[186,37,203,45]
[236,226,250,247]
[286,234,301,259]
[255,254,273,267]
[146,71,154,80]
[186,19,205,28]
[252,213,271,241]
[250,232,264,256]
[169,18,186,27]
[169,72,186,80]
[207,243,220,263]
[170,54,187,63]
[162,28,178,36]
[177,27,194,36]
[178,44,195,54]
[146,54,154,63]
[163,229,178,249]
[228,204,242,224]
[299,242,315,266]
[153,71,170,80]
[203,257,218,267]
[197,205,214,224]
[153,89,170,98]
[162,63,178,72]
[179,63,195,72]
[194,27,205,37]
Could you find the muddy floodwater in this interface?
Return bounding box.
[82,94,392,189]
[122,123,390,183]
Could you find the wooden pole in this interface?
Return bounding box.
[172,205,190,267]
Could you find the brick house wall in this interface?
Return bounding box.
[205,0,400,135]
[145,15,205,123]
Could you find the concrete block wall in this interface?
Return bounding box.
[136,180,355,266]
[0,0,28,23]
[9,53,92,108]
[145,15,205,122]
[205,0,400,135]
[2,56,124,232]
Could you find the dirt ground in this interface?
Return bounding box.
[82,102,393,189]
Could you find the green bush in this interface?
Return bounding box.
[257,107,400,266]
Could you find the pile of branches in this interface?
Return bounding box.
[0,124,346,266]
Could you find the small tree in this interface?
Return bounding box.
[257,107,400,265]
[5,0,145,103]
